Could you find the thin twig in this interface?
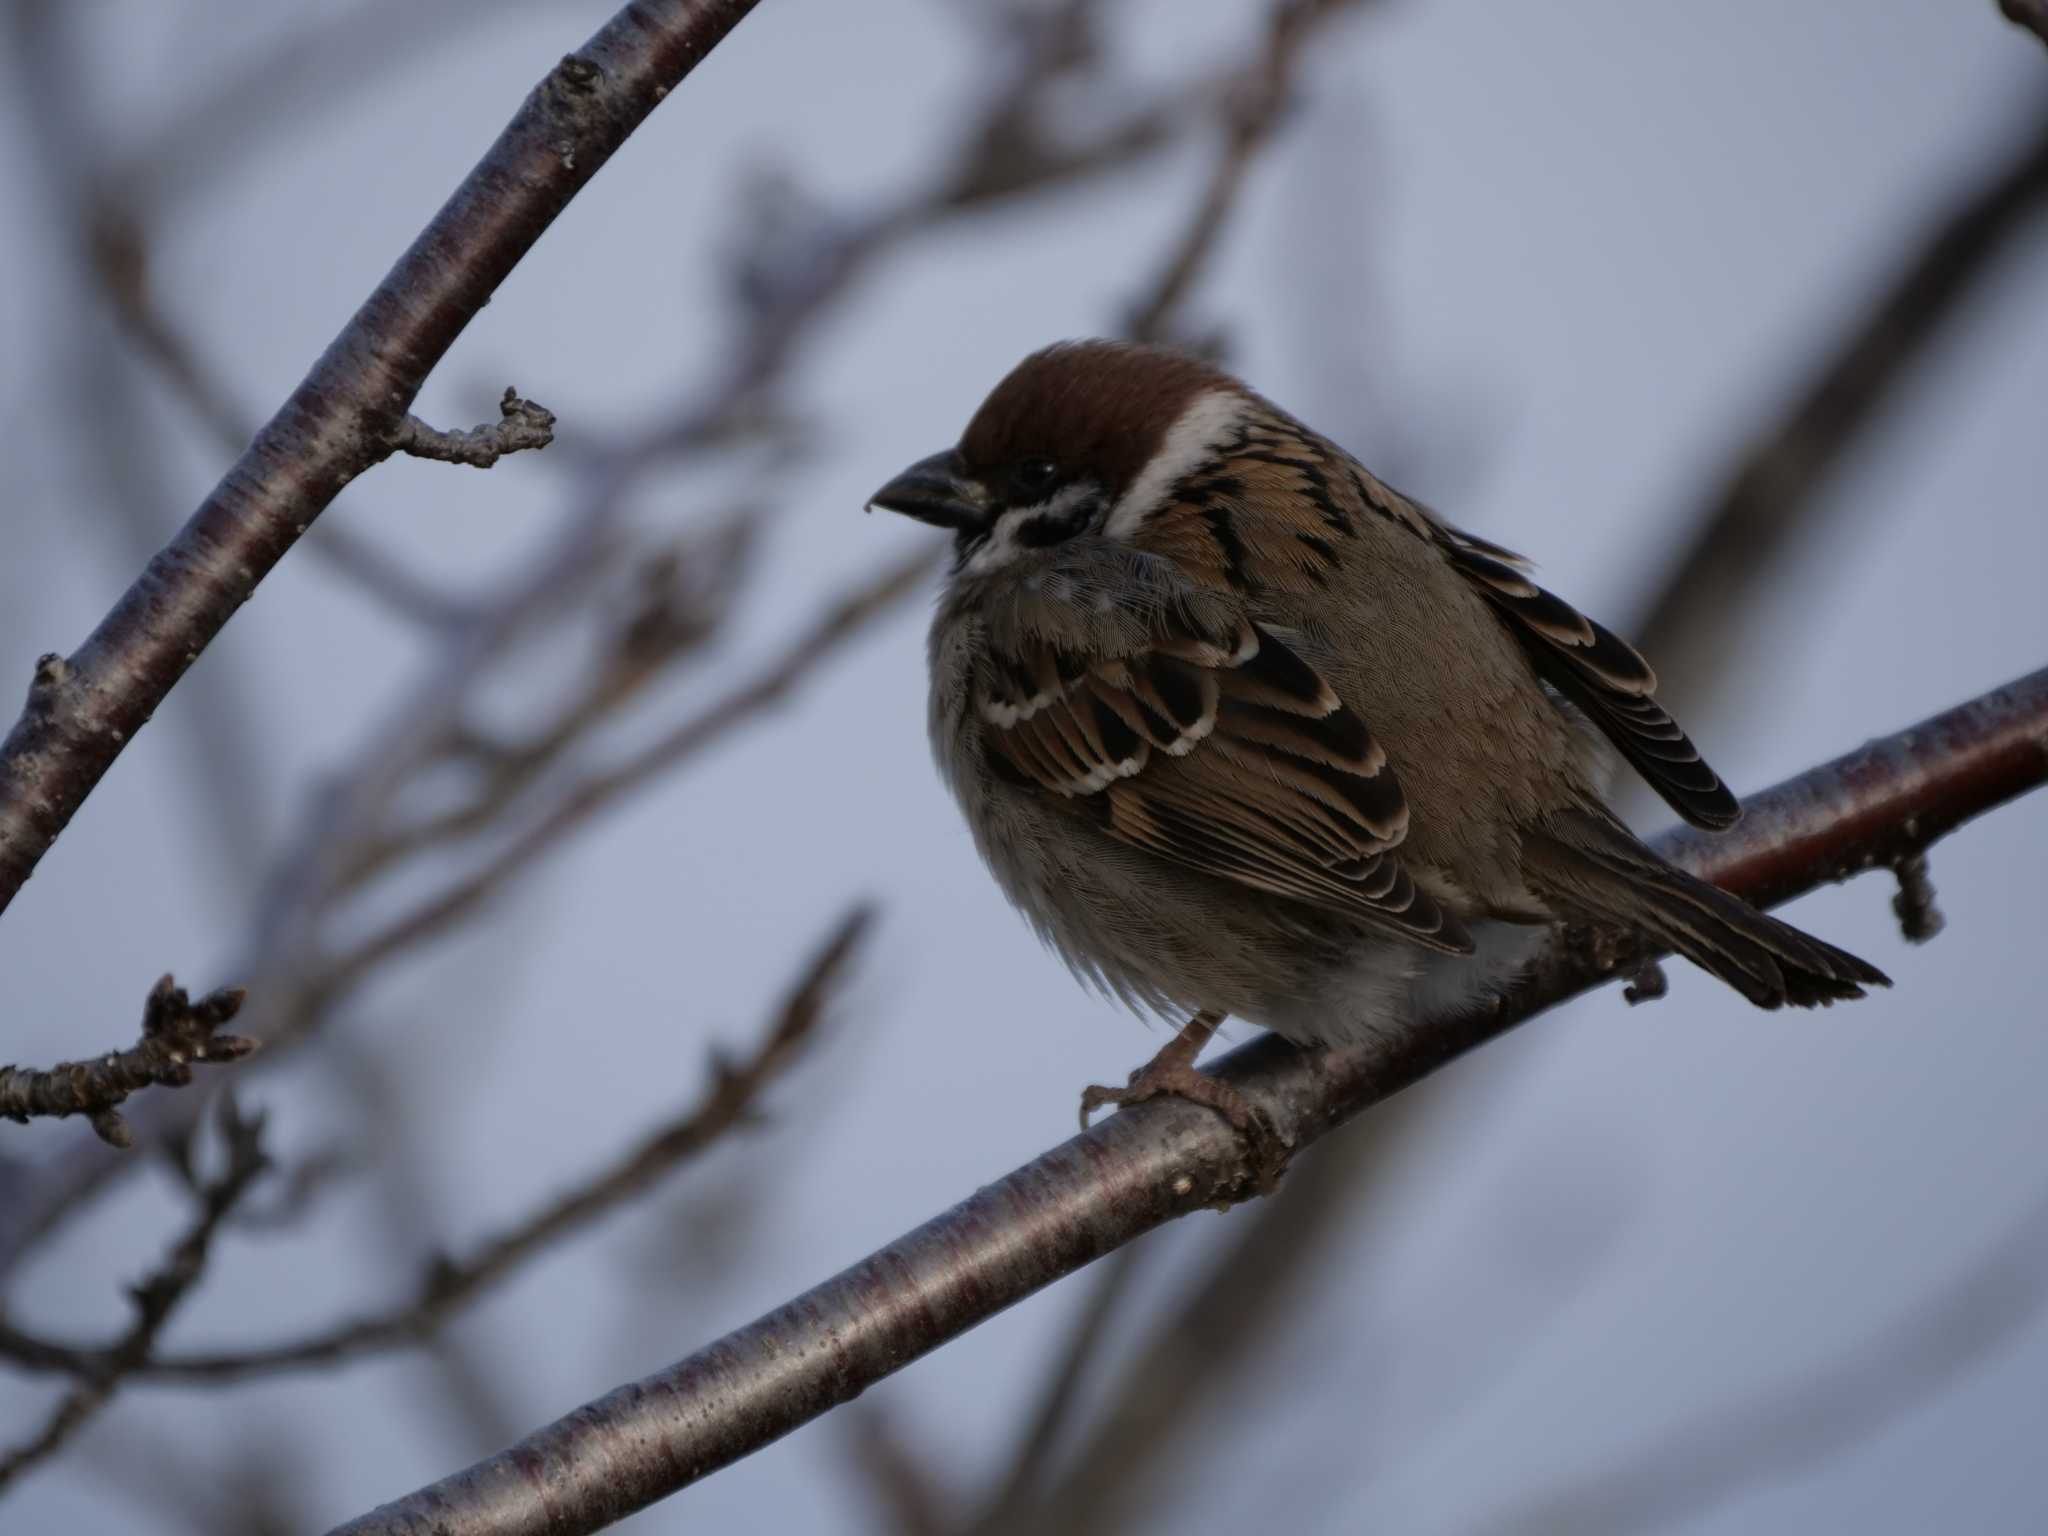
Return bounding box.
[85,203,478,629]
[0,908,869,1383]
[324,668,2048,1536]
[328,507,764,894]
[391,390,557,469]
[0,976,254,1148]
[319,552,933,986]
[0,1097,268,1489]
[0,0,1237,1282]
[1890,852,1946,943]
[0,0,767,920]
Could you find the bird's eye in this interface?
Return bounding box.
[1014,457,1058,494]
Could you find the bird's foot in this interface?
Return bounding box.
[1078,1012,1293,1194]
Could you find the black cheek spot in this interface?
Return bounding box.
[1016,514,1075,548]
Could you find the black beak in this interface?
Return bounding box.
[866,449,988,533]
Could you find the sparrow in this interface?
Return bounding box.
[868,340,1888,1152]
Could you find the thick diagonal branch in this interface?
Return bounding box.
[327,667,2048,1536]
[0,0,765,920]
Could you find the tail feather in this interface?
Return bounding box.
[1523,810,1890,1009]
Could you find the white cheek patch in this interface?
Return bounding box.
[960,482,1101,576]
[1103,390,1250,541]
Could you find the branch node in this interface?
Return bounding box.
[1623,959,1670,1006]
[0,975,258,1145]
[29,653,68,695]
[1891,853,1946,943]
[554,53,603,93]
[392,388,556,469]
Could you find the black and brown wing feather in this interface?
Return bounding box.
[1102,406,1740,832]
[1436,529,1743,831]
[978,609,1471,954]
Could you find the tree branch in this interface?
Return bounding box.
[390,390,557,470]
[0,907,869,1385]
[1628,106,2048,724]
[0,0,767,921]
[0,0,1238,1284]
[315,549,932,987]
[1466,1181,2048,1536]
[325,667,2048,1536]
[0,1096,268,1490]
[2001,0,2048,49]
[0,976,254,1148]
[1125,0,1369,346]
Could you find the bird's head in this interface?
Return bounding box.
[866,340,1251,575]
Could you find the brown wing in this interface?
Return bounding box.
[978,601,1471,954]
[1099,400,1742,833]
[1433,523,1741,830]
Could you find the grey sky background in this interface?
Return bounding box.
[2,2,2045,1532]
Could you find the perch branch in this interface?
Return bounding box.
[0,976,254,1148]
[326,667,2048,1535]
[0,0,766,920]
[0,0,1228,1282]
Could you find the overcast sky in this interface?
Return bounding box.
[2,3,2045,1532]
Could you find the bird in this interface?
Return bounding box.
[866,339,1888,1158]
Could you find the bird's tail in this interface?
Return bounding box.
[1521,810,1890,1008]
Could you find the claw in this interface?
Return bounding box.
[1077,1011,1293,1193]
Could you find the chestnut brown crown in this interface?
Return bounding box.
[957,340,1237,497]
[868,341,1240,549]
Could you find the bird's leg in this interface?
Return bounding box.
[1078,1011,1293,1191]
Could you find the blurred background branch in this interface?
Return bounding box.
[323,666,2048,1535]
[2002,0,2048,49]
[0,1098,270,1491]
[0,0,1279,1279]
[0,908,868,1386]
[0,3,2042,1532]
[1468,1179,2048,1536]
[1629,106,2048,728]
